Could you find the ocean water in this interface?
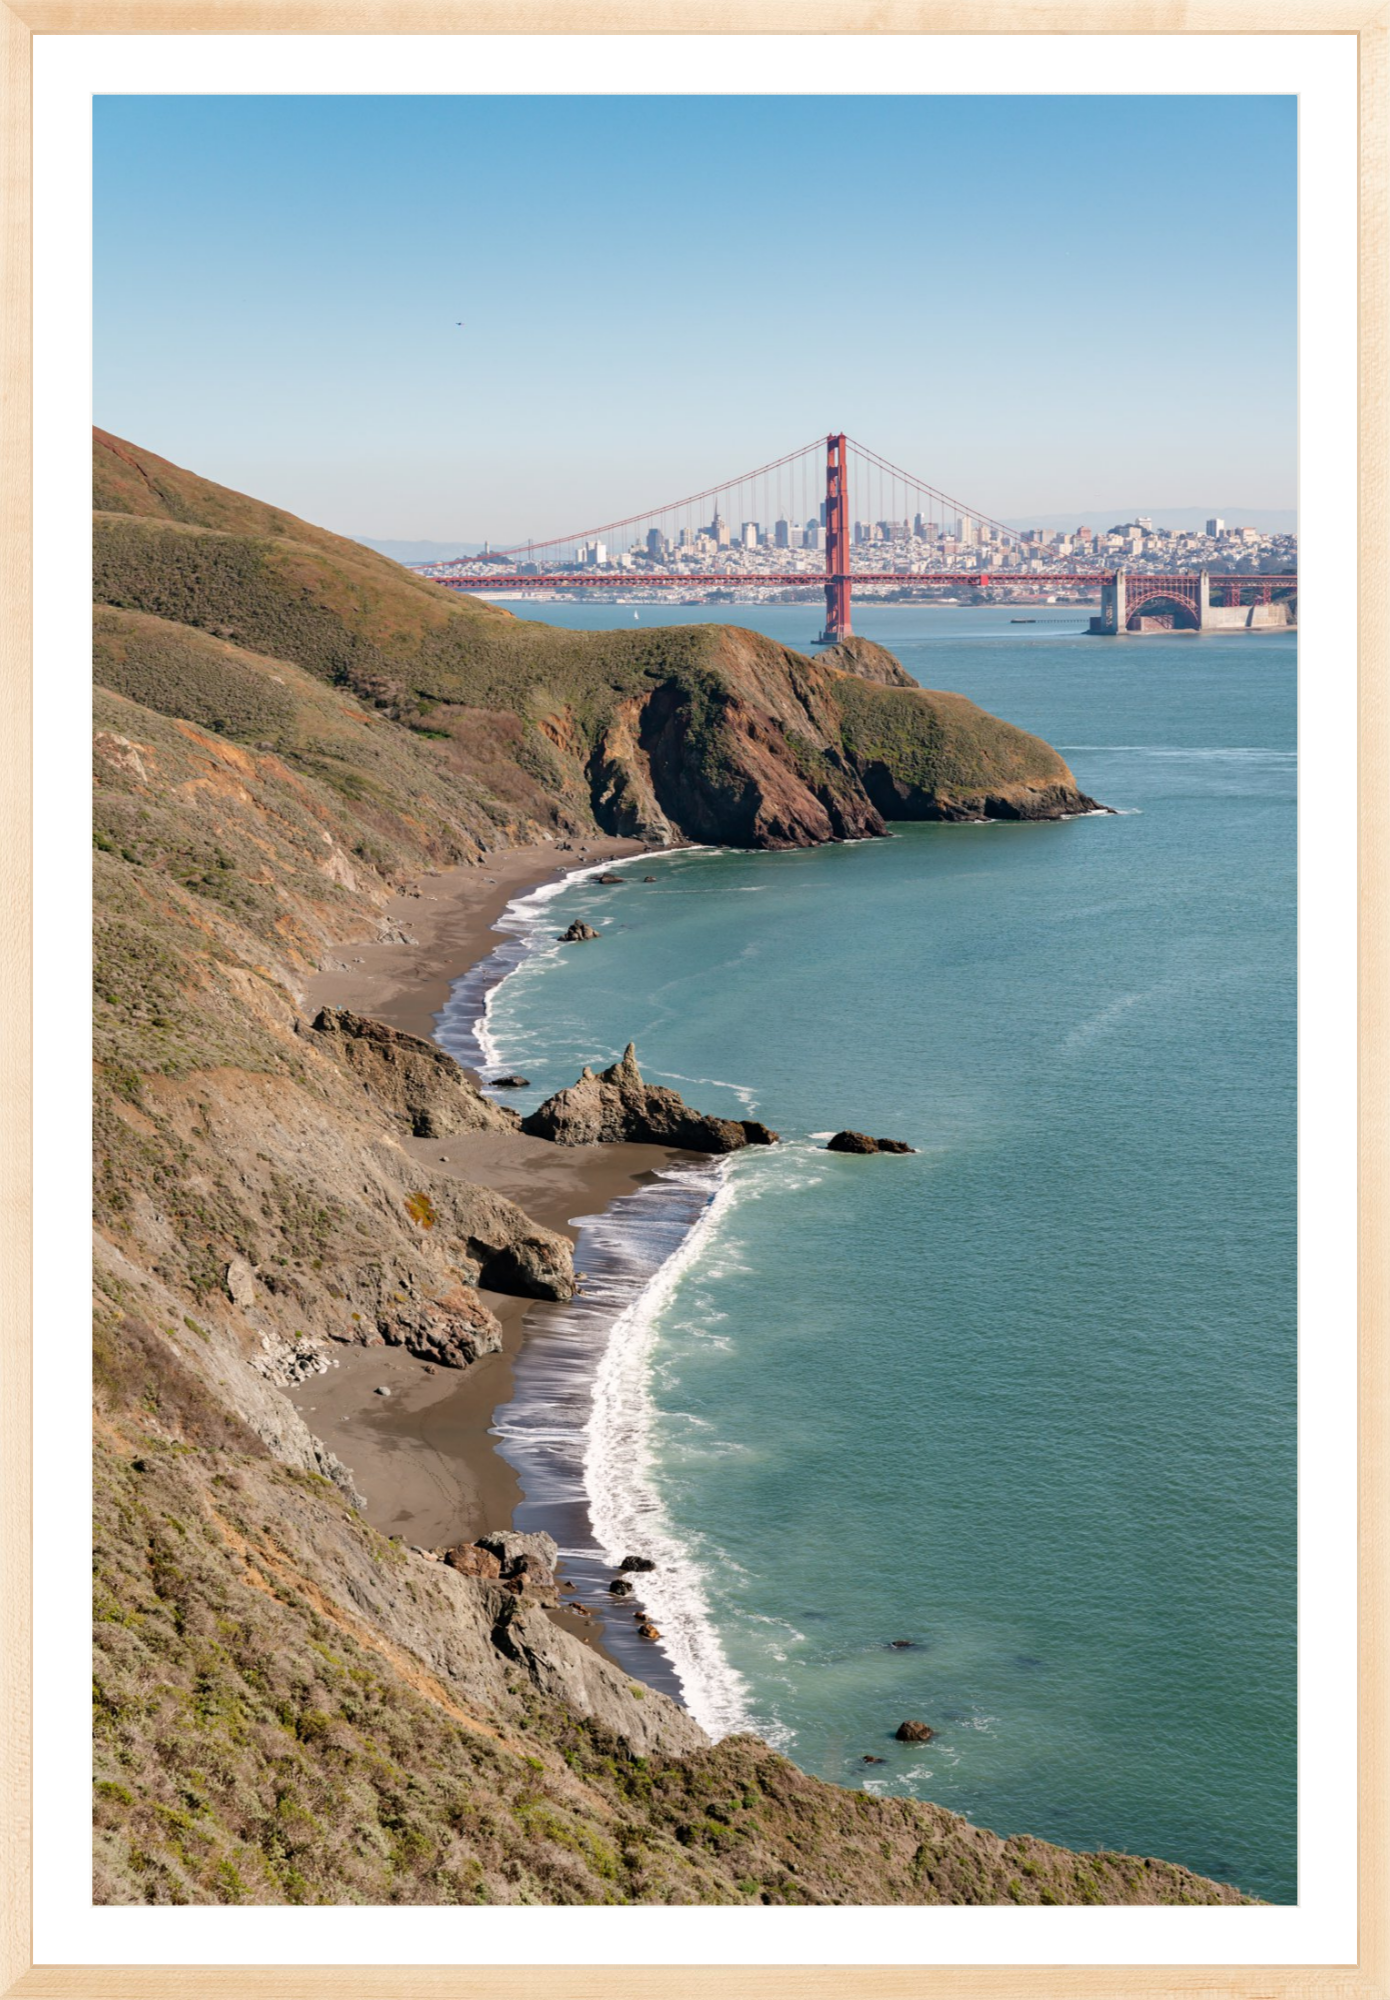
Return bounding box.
[437,604,1296,1903]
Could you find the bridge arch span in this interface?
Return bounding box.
[1125,583,1201,632]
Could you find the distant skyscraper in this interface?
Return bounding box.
[1206,517,1225,536]
[775,518,792,548]
[712,513,729,546]
[741,521,759,548]
[646,527,667,558]
[805,520,823,550]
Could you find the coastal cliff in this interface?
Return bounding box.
[90,431,1243,1907]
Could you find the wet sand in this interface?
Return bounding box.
[289,840,684,1557]
[305,834,647,1043]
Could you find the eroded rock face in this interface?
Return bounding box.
[854,769,1108,822]
[429,1179,577,1300]
[490,1595,706,1757]
[378,1288,503,1368]
[559,920,600,943]
[522,1044,779,1155]
[826,1130,916,1155]
[306,1006,519,1139]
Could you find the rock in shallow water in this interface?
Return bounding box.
[559,920,600,942]
[522,1043,779,1155]
[827,1130,916,1155]
[895,1720,935,1743]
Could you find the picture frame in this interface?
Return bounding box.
[2,4,1384,1993]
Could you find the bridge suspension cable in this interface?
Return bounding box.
[481,435,828,564]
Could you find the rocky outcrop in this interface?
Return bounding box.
[559,919,600,943]
[816,635,918,687]
[833,675,1106,824]
[896,1721,935,1743]
[428,1178,576,1299]
[490,1594,706,1757]
[826,1130,917,1155]
[521,1044,778,1154]
[377,1288,503,1368]
[588,695,677,845]
[478,1528,560,1586]
[306,1006,519,1138]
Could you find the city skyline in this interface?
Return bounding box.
[94,94,1296,541]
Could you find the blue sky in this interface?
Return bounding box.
[94,94,1296,540]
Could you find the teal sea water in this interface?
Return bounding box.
[441,603,1296,1903]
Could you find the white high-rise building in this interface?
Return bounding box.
[741,522,759,548]
[1206,517,1225,537]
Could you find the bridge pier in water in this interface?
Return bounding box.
[1090,568,1297,635]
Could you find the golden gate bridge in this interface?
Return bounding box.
[419,434,1296,643]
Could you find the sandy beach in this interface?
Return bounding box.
[289,836,689,1561]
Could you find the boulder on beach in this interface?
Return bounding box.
[521,1043,779,1155]
[559,920,600,942]
[619,1555,657,1574]
[827,1130,916,1155]
[596,872,626,884]
[491,1074,530,1089]
[478,1528,560,1586]
[895,1720,935,1743]
[608,1578,635,1598]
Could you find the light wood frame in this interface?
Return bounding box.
[2,6,1383,1994]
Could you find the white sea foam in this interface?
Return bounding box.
[582,1158,765,1742]
[436,845,714,1079]
[649,1070,763,1113]
[434,840,777,1741]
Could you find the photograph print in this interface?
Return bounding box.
[90,90,1297,1908]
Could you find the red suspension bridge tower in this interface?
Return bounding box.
[820,431,852,645]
